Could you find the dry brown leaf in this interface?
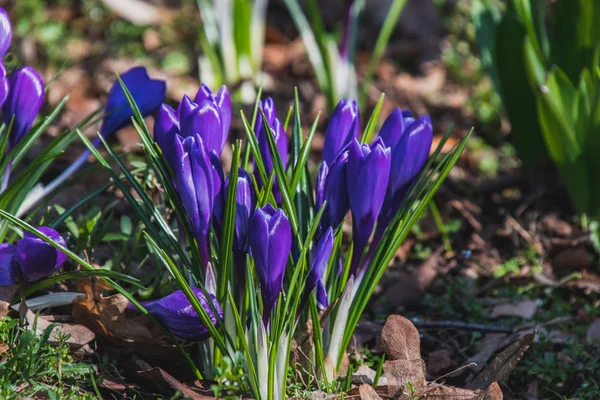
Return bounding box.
[72,275,152,340]
[358,384,382,400]
[25,310,95,349]
[383,359,427,393]
[467,332,535,390]
[0,285,18,319]
[381,315,421,361]
[491,300,538,320]
[422,384,478,399]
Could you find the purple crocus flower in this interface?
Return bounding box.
[254,98,288,203]
[379,113,433,225]
[229,169,256,253]
[377,109,415,151]
[322,99,359,165]
[305,227,334,309]
[138,288,223,341]
[174,135,214,268]
[155,85,231,167]
[0,63,8,110]
[0,227,67,285]
[2,66,44,149]
[346,137,391,274]
[0,7,11,59]
[99,67,166,138]
[195,83,232,147]
[154,104,180,169]
[249,205,291,321]
[316,150,350,233]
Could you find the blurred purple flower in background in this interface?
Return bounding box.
[0,227,67,285]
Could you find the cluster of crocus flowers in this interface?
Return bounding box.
[0,227,67,285]
[146,88,433,340]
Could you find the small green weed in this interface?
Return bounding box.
[0,316,94,399]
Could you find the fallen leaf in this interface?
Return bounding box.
[72,275,152,340]
[383,359,427,392]
[492,300,538,319]
[358,384,382,400]
[25,310,95,349]
[467,332,535,390]
[138,367,213,399]
[0,285,18,318]
[587,319,600,340]
[381,315,422,361]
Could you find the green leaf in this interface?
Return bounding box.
[472,0,502,91]
[495,15,548,168]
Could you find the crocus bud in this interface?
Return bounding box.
[255,98,288,203]
[139,288,223,341]
[306,227,334,308]
[154,104,180,169]
[316,150,350,232]
[0,63,8,110]
[0,7,11,59]
[379,115,433,224]
[195,84,231,147]
[99,66,166,138]
[174,135,214,268]
[2,66,44,149]
[230,169,255,253]
[180,99,224,156]
[377,108,415,151]
[322,99,360,165]
[0,227,67,285]
[346,138,391,274]
[249,205,291,321]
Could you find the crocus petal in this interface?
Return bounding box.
[0,7,11,59]
[174,136,201,236]
[27,227,67,269]
[306,228,334,307]
[249,205,291,319]
[379,115,433,224]
[231,169,255,252]
[154,104,180,168]
[0,62,8,110]
[3,66,44,148]
[195,84,231,146]
[389,116,433,196]
[15,235,58,283]
[140,288,223,341]
[0,243,16,286]
[181,100,223,155]
[99,66,166,138]
[377,108,415,151]
[322,99,360,165]
[189,139,215,266]
[347,138,391,256]
[320,151,350,230]
[210,151,225,233]
[177,94,197,126]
